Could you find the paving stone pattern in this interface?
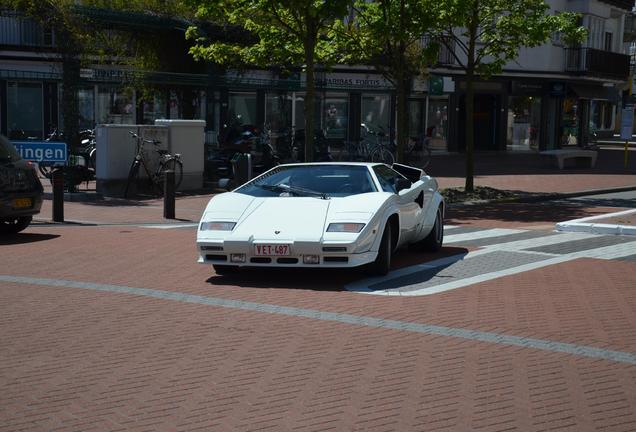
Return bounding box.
[371,251,549,292]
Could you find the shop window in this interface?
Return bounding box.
[7,81,43,139]
[507,96,541,152]
[408,100,423,138]
[323,94,348,140]
[142,92,167,125]
[426,98,449,152]
[265,93,292,133]
[96,86,134,125]
[361,94,390,136]
[561,98,578,146]
[78,87,95,130]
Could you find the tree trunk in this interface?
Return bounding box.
[395,77,409,164]
[303,34,317,163]
[464,70,475,192]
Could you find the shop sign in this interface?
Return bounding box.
[511,82,544,95]
[429,76,444,95]
[313,72,393,90]
[549,82,566,97]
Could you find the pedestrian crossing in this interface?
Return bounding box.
[346,225,636,296]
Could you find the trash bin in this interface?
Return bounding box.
[231,153,252,186]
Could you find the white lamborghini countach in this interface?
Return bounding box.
[197,162,444,276]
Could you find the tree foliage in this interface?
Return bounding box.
[187,0,351,161]
[335,0,438,162]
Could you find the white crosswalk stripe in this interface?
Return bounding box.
[444,228,525,243]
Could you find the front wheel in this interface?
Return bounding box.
[371,147,394,165]
[0,216,32,234]
[415,206,443,252]
[368,223,392,276]
[123,161,140,198]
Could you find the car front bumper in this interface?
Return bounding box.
[197,239,377,268]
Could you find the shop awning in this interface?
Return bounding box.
[569,84,621,103]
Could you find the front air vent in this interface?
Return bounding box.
[323,247,347,252]
[205,254,227,261]
[324,256,348,263]
[201,245,223,251]
[250,257,272,263]
[277,258,298,264]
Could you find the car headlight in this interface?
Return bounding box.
[326,223,365,233]
[200,221,236,231]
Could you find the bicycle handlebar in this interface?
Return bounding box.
[129,131,161,145]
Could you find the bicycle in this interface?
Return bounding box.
[405,133,432,169]
[123,131,183,198]
[339,133,394,165]
[38,129,96,180]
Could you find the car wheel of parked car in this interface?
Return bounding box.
[416,206,443,252]
[213,264,239,275]
[369,223,392,276]
[0,216,32,234]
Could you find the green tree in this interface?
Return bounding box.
[187,0,351,162]
[429,0,585,191]
[336,0,437,163]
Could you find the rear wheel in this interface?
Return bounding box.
[157,158,184,192]
[38,163,53,179]
[415,206,443,252]
[368,223,392,276]
[213,264,239,275]
[123,161,139,198]
[0,216,32,234]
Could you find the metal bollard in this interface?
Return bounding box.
[52,168,64,222]
[163,170,175,219]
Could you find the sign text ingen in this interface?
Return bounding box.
[12,141,68,164]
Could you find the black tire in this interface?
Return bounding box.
[416,206,443,252]
[0,216,32,234]
[213,264,239,275]
[369,222,392,276]
[123,161,140,198]
[157,158,184,191]
[89,147,97,171]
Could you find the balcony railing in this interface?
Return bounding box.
[564,47,630,80]
[0,10,55,48]
[420,36,457,66]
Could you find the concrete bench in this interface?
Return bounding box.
[540,149,597,169]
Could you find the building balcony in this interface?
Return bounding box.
[420,35,456,66]
[0,10,55,48]
[564,47,630,81]
[625,14,636,43]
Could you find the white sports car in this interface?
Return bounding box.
[197,162,444,276]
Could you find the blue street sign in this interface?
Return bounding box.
[12,141,67,164]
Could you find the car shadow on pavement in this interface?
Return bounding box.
[446,201,625,225]
[0,233,60,245]
[205,247,469,292]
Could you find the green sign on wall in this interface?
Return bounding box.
[429,76,444,95]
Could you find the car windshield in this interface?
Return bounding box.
[236,165,377,198]
[0,135,21,163]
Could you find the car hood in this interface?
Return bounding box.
[199,192,385,242]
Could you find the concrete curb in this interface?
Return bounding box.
[555,209,636,236]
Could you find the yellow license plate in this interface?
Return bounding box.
[13,198,32,209]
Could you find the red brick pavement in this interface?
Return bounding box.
[1,242,635,431]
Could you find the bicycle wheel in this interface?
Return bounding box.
[420,144,432,169]
[123,161,140,198]
[371,147,394,165]
[157,158,184,192]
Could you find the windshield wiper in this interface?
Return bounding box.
[256,183,329,199]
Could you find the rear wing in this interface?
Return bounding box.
[392,163,424,183]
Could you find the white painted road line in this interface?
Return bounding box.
[444,228,526,244]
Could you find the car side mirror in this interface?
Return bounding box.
[395,178,412,193]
